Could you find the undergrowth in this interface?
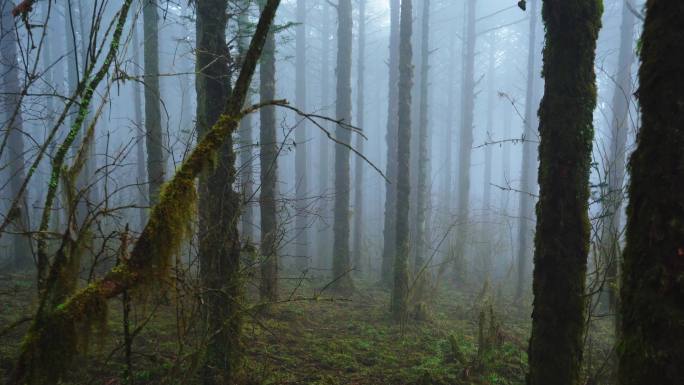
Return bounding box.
[0,273,613,384]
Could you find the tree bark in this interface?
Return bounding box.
[238,2,255,242]
[414,0,430,274]
[131,17,147,231]
[391,0,413,321]
[76,0,97,221]
[294,0,309,272]
[453,0,477,285]
[526,1,602,384]
[618,1,684,384]
[439,22,457,260]
[331,0,353,293]
[39,0,62,241]
[259,1,279,302]
[143,0,164,205]
[8,2,282,383]
[195,0,243,382]
[317,1,332,272]
[352,0,366,274]
[381,0,400,287]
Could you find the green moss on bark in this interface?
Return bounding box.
[618,1,684,384]
[527,1,602,385]
[10,1,283,382]
[196,0,245,381]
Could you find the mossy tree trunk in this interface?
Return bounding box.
[8,2,282,383]
[195,0,244,382]
[38,0,62,240]
[618,1,684,384]
[75,0,97,228]
[63,2,78,161]
[332,0,354,293]
[36,0,81,285]
[143,0,165,205]
[259,1,279,302]
[381,0,400,287]
[391,0,413,321]
[30,0,139,293]
[527,1,602,385]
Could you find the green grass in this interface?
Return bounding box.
[238,279,529,385]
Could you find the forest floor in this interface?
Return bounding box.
[239,283,530,385]
[0,272,611,385]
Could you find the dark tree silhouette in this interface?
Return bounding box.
[618,1,684,384]
[195,0,244,382]
[527,0,602,384]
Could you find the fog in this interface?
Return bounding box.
[0,0,649,383]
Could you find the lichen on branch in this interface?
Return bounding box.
[9,2,283,383]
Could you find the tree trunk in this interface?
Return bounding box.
[195,0,243,382]
[64,1,78,156]
[331,0,354,293]
[76,0,97,219]
[259,4,279,302]
[294,0,309,272]
[238,3,255,242]
[143,0,164,205]
[8,3,282,382]
[352,0,366,274]
[317,1,331,272]
[0,0,31,270]
[618,1,684,384]
[414,0,430,274]
[381,0,400,287]
[39,6,61,129]
[526,1,602,384]
[600,0,635,317]
[63,0,86,251]
[391,0,413,321]
[439,23,457,259]
[515,0,540,302]
[131,17,147,231]
[39,0,62,240]
[479,39,496,281]
[453,0,477,285]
